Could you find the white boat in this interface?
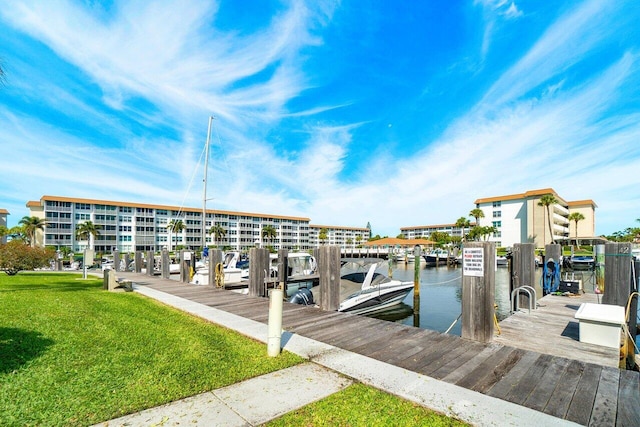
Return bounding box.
[569,255,595,270]
[422,248,450,266]
[390,251,406,263]
[270,252,318,297]
[191,251,247,286]
[337,262,413,315]
[496,255,508,267]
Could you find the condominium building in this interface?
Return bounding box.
[0,208,8,244]
[400,222,475,241]
[473,188,597,248]
[26,195,373,253]
[308,224,371,248]
[27,195,313,253]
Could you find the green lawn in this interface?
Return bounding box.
[266,383,468,426]
[0,272,467,427]
[0,272,302,426]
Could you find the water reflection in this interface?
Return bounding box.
[366,263,544,336]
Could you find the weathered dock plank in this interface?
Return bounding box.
[566,364,602,425]
[524,356,571,413]
[589,367,620,427]
[429,341,489,380]
[616,369,640,427]
[495,293,619,367]
[543,359,585,419]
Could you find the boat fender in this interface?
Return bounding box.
[289,288,314,306]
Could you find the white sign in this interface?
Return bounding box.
[183,251,192,261]
[463,248,484,277]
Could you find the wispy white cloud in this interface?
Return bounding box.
[475,0,523,60]
[0,0,638,239]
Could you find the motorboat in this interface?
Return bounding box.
[496,255,508,267]
[568,255,595,270]
[270,252,318,297]
[390,251,406,263]
[191,251,247,286]
[337,262,413,315]
[422,248,450,266]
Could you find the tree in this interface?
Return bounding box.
[538,194,559,245]
[469,208,484,225]
[167,219,185,252]
[209,224,226,247]
[0,240,55,275]
[19,216,47,247]
[567,212,585,246]
[318,228,328,245]
[75,221,101,250]
[262,225,277,245]
[355,235,363,247]
[0,225,8,242]
[429,231,451,247]
[455,216,471,242]
[346,237,353,247]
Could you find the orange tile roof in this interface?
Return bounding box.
[474,188,567,204]
[35,195,310,221]
[567,199,598,208]
[309,224,369,231]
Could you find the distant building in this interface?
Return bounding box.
[308,225,371,248]
[26,195,368,253]
[0,208,9,244]
[400,222,475,241]
[473,188,597,248]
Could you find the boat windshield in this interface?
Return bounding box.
[370,273,391,287]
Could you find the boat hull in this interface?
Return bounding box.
[338,283,413,315]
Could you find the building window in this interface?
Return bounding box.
[492,201,501,207]
[492,221,501,228]
[493,211,501,218]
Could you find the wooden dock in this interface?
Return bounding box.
[494,293,619,367]
[118,272,639,426]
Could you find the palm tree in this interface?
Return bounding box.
[346,237,353,248]
[75,220,101,250]
[568,212,585,247]
[455,216,471,242]
[19,216,47,247]
[538,194,559,245]
[355,235,363,248]
[209,224,226,247]
[166,219,185,252]
[261,225,277,246]
[469,208,484,225]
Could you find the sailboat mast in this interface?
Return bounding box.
[202,116,213,251]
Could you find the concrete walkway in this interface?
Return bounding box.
[93,285,580,427]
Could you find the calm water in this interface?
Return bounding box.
[367,262,544,336]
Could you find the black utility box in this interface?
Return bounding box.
[559,280,581,293]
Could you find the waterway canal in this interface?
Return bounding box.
[368,262,597,336]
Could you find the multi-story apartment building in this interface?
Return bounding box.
[0,208,9,244]
[308,224,371,248]
[400,222,475,241]
[473,188,597,248]
[27,195,313,253]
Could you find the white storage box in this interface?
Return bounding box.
[574,303,625,348]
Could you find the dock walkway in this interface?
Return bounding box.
[118,272,639,426]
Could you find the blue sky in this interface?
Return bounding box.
[1,0,639,237]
